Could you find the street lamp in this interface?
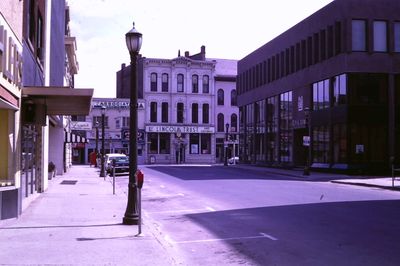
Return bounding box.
[100,105,106,178]
[303,107,311,176]
[95,121,99,167]
[224,123,230,166]
[123,22,142,225]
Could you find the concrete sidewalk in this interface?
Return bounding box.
[0,165,175,266]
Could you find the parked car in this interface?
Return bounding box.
[228,156,239,164]
[105,153,129,173]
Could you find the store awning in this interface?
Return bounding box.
[65,131,88,143]
[22,86,94,115]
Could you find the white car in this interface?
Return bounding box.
[104,153,128,173]
[228,156,239,164]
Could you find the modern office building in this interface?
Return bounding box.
[237,0,400,174]
[114,46,238,164]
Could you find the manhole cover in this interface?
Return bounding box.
[60,180,78,185]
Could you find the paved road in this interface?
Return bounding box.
[115,165,400,266]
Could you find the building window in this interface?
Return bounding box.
[161,102,168,123]
[190,134,200,154]
[217,113,224,132]
[159,133,170,154]
[231,114,238,132]
[201,134,211,154]
[313,79,330,110]
[192,103,198,123]
[192,75,199,93]
[333,124,347,163]
[148,133,158,154]
[177,74,184,92]
[267,96,279,163]
[395,23,400,53]
[231,90,237,106]
[151,73,157,92]
[280,91,293,163]
[333,74,347,105]
[150,102,157,122]
[352,20,367,51]
[203,75,209,93]
[217,89,224,105]
[313,126,330,163]
[177,102,184,123]
[162,73,169,92]
[373,21,387,52]
[202,103,209,124]
[115,118,121,129]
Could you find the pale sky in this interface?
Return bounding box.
[67,0,334,98]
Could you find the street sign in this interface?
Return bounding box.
[303,136,310,146]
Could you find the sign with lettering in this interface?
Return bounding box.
[71,121,92,130]
[0,19,23,89]
[91,100,145,109]
[145,125,215,134]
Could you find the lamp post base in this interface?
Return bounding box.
[122,183,139,225]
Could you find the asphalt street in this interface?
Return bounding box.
[115,165,400,266]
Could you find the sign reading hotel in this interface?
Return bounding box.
[146,125,215,134]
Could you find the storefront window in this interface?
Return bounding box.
[333,74,347,105]
[190,134,199,154]
[267,96,279,163]
[159,133,170,154]
[333,124,347,163]
[201,134,211,154]
[148,133,158,154]
[280,91,293,163]
[313,126,330,163]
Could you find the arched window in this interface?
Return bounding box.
[162,73,169,92]
[217,113,224,132]
[150,73,157,92]
[231,114,238,132]
[202,103,209,124]
[192,75,199,93]
[231,90,237,106]
[217,89,224,105]
[192,103,198,123]
[177,74,184,92]
[202,75,209,93]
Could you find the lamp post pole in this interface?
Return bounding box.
[123,22,142,225]
[224,123,230,166]
[95,121,99,167]
[303,107,310,176]
[100,106,106,177]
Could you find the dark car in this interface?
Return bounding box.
[110,156,130,174]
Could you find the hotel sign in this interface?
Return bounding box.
[146,125,215,134]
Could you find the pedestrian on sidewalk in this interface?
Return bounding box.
[89,150,97,167]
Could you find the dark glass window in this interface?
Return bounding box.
[217,89,224,105]
[217,113,224,132]
[202,75,209,93]
[352,20,367,51]
[280,91,293,163]
[313,79,330,110]
[177,102,184,123]
[159,133,170,154]
[333,74,347,105]
[267,96,279,163]
[202,103,209,124]
[348,73,388,105]
[313,126,330,163]
[151,73,157,92]
[201,134,211,154]
[395,22,400,53]
[162,73,168,92]
[161,102,168,123]
[177,74,184,92]
[192,75,199,93]
[150,102,157,122]
[148,133,158,154]
[373,21,387,52]
[192,103,198,123]
[333,124,347,163]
